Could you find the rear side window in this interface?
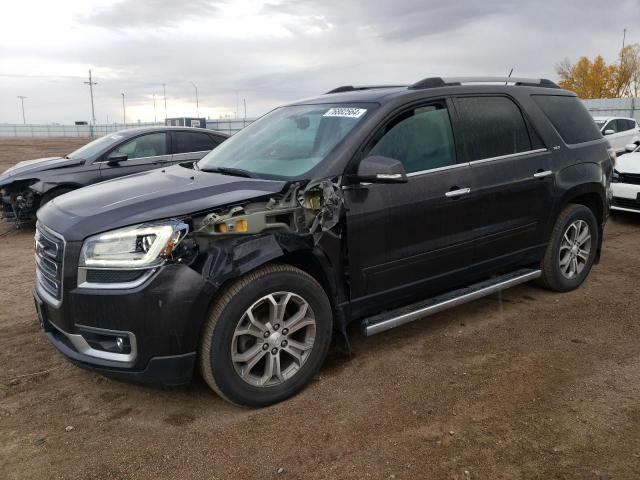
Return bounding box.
[368,104,456,173]
[622,119,637,131]
[173,131,219,154]
[532,95,602,144]
[455,96,532,161]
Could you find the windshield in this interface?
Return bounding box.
[197,103,374,178]
[67,133,126,160]
[595,120,606,129]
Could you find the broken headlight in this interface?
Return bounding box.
[79,221,188,269]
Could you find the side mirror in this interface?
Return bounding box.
[625,143,638,153]
[107,152,128,166]
[351,155,408,184]
[603,129,615,136]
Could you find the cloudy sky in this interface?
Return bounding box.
[0,0,638,124]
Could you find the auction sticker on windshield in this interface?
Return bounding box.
[323,108,367,118]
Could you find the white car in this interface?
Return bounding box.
[594,116,640,154]
[611,144,640,213]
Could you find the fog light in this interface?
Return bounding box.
[116,337,125,351]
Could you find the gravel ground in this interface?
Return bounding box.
[1,138,640,479]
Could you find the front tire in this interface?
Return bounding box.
[199,264,333,407]
[538,204,598,292]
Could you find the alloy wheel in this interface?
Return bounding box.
[231,292,316,387]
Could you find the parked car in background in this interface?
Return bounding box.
[611,143,640,213]
[34,77,612,407]
[594,116,640,154]
[0,127,228,223]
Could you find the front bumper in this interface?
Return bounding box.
[34,260,216,386]
[611,182,640,213]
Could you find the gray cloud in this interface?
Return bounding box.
[1,0,639,124]
[82,0,224,28]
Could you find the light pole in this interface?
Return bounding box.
[162,83,168,120]
[84,69,97,125]
[121,93,126,125]
[190,81,199,117]
[17,96,27,124]
[153,94,157,123]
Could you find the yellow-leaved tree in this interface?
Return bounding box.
[556,44,640,98]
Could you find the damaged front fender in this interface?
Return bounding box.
[200,233,313,289]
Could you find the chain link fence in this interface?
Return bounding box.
[0,119,255,138]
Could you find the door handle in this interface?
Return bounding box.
[445,187,471,198]
[533,170,553,179]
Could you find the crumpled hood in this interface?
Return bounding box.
[0,157,83,185]
[37,164,287,241]
[615,152,640,174]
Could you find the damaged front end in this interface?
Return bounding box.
[1,180,38,224]
[169,177,350,335]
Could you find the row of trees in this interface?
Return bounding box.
[556,44,640,98]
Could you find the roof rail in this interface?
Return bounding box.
[409,76,560,90]
[326,85,406,94]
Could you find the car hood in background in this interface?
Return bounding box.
[37,164,287,241]
[0,157,83,185]
[615,153,640,174]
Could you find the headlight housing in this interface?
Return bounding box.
[79,221,188,269]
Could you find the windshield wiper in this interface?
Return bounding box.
[200,166,255,178]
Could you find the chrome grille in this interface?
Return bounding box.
[35,223,64,303]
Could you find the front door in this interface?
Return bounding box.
[344,100,475,316]
[99,132,171,181]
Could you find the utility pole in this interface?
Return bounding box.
[162,83,167,120]
[243,98,247,120]
[121,93,126,125]
[235,91,239,120]
[84,69,97,125]
[153,94,157,123]
[17,96,27,124]
[190,81,199,117]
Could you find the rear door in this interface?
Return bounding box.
[171,130,223,164]
[452,95,553,271]
[344,99,476,314]
[99,132,170,181]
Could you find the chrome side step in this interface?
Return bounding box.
[362,268,541,336]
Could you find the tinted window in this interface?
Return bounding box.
[455,96,532,161]
[368,105,456,173]
[173,131,219,154]
[113,133,167,159]
[603,120,619,133]
[622,119,636,131]
[532,95,602,144]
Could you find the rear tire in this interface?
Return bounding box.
[199,264,333,407]
[538,204,598,292]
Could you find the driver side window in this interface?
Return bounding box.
[368,104,456,174]
[604,120,618,133]
[113,133,168,160]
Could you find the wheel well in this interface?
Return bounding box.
[568,192,604,227]
[277,250,332,297]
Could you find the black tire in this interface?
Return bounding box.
[199,264,333,407]
[39,187,75,209]
[538,204,599,292]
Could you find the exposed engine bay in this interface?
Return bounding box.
[190,178,344,248]
[1,181,38,225]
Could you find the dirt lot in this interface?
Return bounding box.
[1,138,640,479]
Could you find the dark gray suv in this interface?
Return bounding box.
[0,126,228,223]
[34,77,613,407]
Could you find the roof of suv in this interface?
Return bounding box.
[289,76,568,106]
